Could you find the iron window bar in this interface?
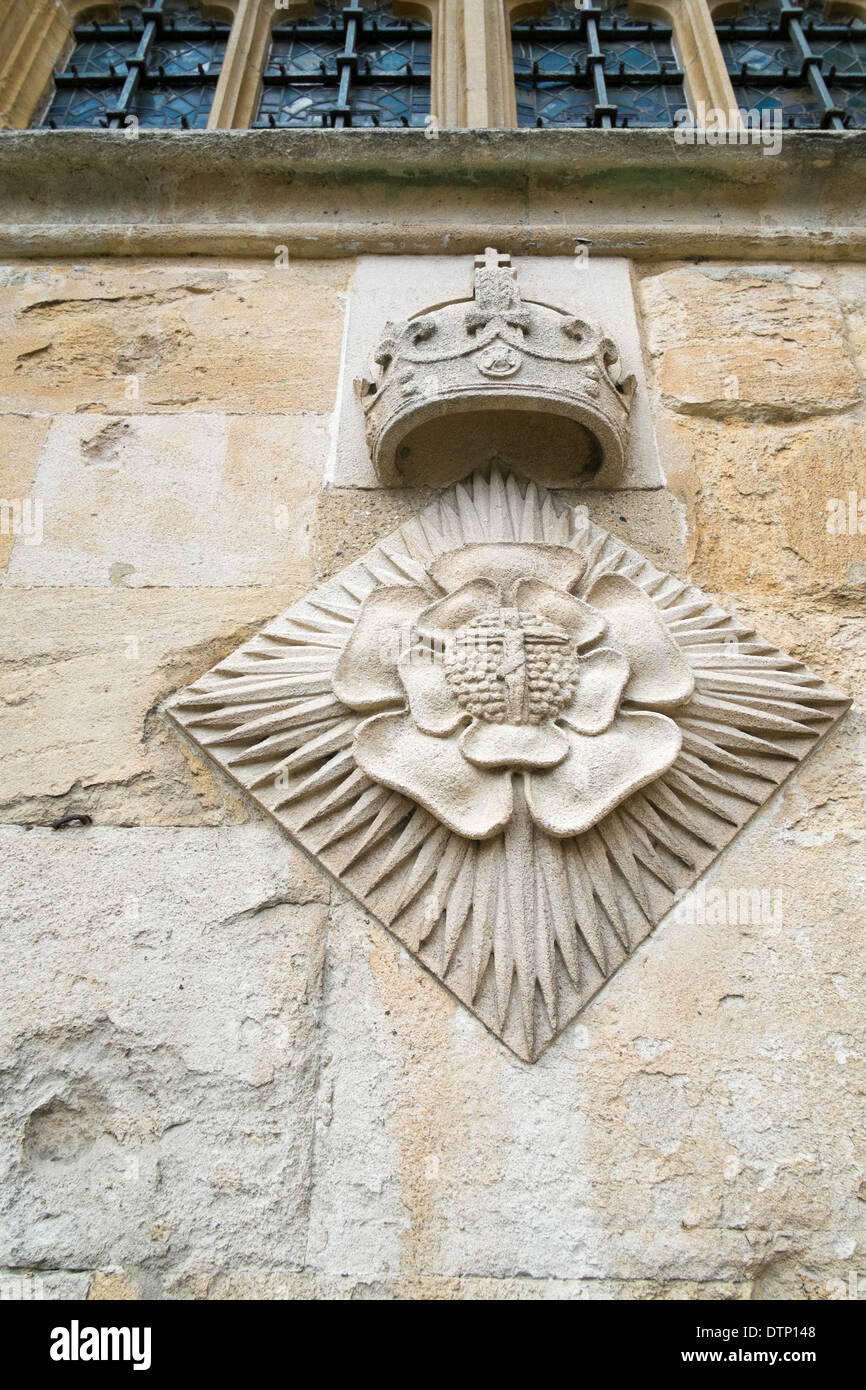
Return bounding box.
[512,2,685,129]
[254,2,431,129]
[41,1,229,130]
[715,1,866,130]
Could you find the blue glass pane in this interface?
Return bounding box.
[513,1,684,127]
[351,83,430,125]
[43,85,115,127]
[132,84,216,128]
[717,2,866,128]
[58,39,137,77]
[40,2,229,128]
[257,84,338,126]
[268,36,343,76]
[148,35,225,76]
[257,1,431,128]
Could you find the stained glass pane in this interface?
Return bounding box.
[512,1,686,128]
[56,38,138,78]
[44,85,116,128]
[255,2,431,128]
[39,2,230,129]
[133,85,218,128]
[716,1,866,129]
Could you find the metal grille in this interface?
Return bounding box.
[716,1,866,129]
[512,1,686,128]
[254,1,431,128]
[39,2,230,129]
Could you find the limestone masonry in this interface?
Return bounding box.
[1,112,864,1297]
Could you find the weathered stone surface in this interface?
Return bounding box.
[0,261,349,415]
[190,1271,751,1300]
[0,412,48,574]
[0,824,329,1294]
[1,129,864,263]
[0,587,300,824]
[708,598,865,839]
[315,485,688,581]
[305,813,864,1297]
[4,412,327,588]
[655,415,866,603]
[640,266,861,420]
[0,240,863,1301]
[831,265,866,388]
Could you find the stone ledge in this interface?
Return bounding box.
[0,127,864,261]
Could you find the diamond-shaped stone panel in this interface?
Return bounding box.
[165,472,850,1062]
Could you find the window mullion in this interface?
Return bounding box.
[585,6,615,127]
[781,0,846,127]
[107,2,165,128]
[668,0,742,126]
[333,4,363,127]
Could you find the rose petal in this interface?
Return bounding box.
[460,719,570,769]
[332,585,430,711]
[430,543,585,597]
[584,574,695,710]
[398,648,467,736]
[524,711,682,838]
[415,579,500,639]
[559,646,629,735]
[514,578,606,649]
[353,712,513,839]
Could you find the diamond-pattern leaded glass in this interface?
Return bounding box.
[255,2,431,128]
[512,1,686,127]
[39,1,230,129]
[716,1,866,129]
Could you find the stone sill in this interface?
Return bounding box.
[0,126,864,261]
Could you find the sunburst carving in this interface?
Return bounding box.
[165,471,850,1062]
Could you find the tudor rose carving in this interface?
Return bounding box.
[332,541,694,840]
[166,472,850,1063]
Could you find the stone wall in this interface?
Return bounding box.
[1,254,864,1300]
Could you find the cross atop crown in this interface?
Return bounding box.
[467,246,530,336]
[474,248,512,274]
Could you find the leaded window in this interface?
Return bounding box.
[255,2,431,128]
[39,1,230,129]
[715,1,866,129]
[512,1,686,128]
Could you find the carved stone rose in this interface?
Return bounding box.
[332,541,696,840]
[169,471,850,1059]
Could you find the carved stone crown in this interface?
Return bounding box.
[357,248,636,487]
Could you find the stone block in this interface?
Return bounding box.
[304,821,865,1293]
[0,586,301,824]
[4,412,328,588]
[0,261,349,415]
[657,416,866,603]
[0,823,328,1288]
[0,412,49,574]
[640,266,861,420]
